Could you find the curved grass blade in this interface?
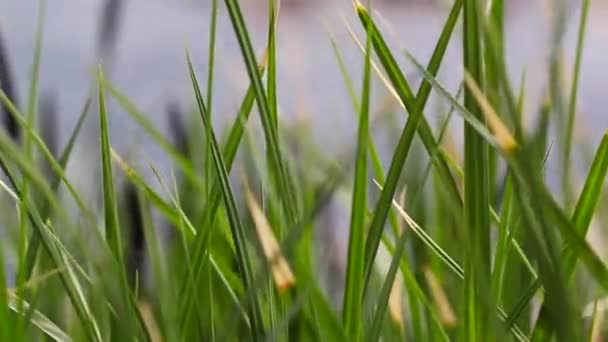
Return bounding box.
[187,51,264,338]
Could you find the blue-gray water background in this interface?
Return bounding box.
[1,1,608,274]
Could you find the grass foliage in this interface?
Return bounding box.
[0,0,607,340]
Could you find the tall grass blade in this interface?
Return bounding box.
[463,1,493,338]
[563,0,591,211]
[342,12,371,340]
[98,66,123,262]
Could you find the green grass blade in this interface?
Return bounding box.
[463,0,493,339]
[97,66,123,262]
[187,51,264,338]
[342,15,371,341]
[563,0,591,207]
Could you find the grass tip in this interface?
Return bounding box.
[353,0,366,13]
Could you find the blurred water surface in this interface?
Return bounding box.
[1,0,607,194]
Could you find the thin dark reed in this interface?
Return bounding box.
[0,28,20,141]
[39,90,58,157]
[97,0,124,64]
[123,181,146,292]
[166,101,189,156]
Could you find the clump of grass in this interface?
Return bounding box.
[0,0,607,341]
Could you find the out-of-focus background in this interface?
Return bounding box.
[1,0,607,218]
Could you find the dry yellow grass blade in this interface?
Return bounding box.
[423,266,457,327]
[388,271,405,328]
[463,71,517,153]
[243,182,295,293]
[137,300,163,342]
[590,301,605,342]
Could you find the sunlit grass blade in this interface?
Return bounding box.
[187,51,264,338]
[342,13,371,340]
[7,292,72,342]
[354,0,463,295]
